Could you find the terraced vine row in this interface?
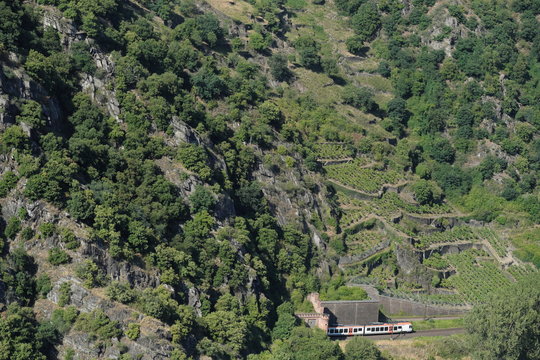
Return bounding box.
[325,164,402,193]
[344,230,386,255]
[445,250,512,304]
[339,192,452,216]
[507,263,538,281]
[315,143,355,159]
[474,228,508,257]
[415,226,479,249]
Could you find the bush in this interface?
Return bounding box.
[17,100,46,129]
[4,217,21,239]
[269,54,291,81]
[60,228,79,249]
[0,171,18,197]
[106,282,136,304]
[75,309,122,341]
[294,36,321,69]
[189,185,216,213]
[1,125,30,152]
[39,223,57,238]
[177,144,212,181]
[21,227,35,240]
[342,85,376,112]
[412,179,443,205]
[427,137,455,163]
[345,336,382,360]
[48,248,71,266]
[35,274,52,299]
[50,306,79,335]
[75,260,105,288]
[58,282,72,307]
[125,323,140,340]
[346,35,366,55]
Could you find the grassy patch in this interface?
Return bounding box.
[511,228,540,268]
[293,68,343,105]
[286,0,308,10]
[412,318,464,331]
[354,74,393,93]
[375,335,471,359]
[205,0,255,23]
[320,286,369,301]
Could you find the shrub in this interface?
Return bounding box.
[344,336,382,360]
[189,185,216,213]
[39,222,57,238]
[36,274,53,298]
[48,248,71,266]
[0,171,18,197]
[125,323,140,340]
[412,179,443,205]
[269,54,291,81]
[342,85,376,112]
[75,309,122,341]
[50,306,79,334]
[294,36,321,69]
[60,228,79,249]
[177,144,212,180]
[4,216,21,239]
[21,227,35,240]
[16,100,46,128]
[58,282,72,307]
[106,282,136,304]
[75,260,105,288]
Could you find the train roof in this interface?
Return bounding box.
[330,321,412,327]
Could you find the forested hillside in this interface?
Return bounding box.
[0,0,539,359]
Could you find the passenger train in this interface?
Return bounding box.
[327,322,413,336]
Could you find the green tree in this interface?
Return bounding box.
[189,185,216,213]
[67,190,96,221]
[249,30,270,52]
[17,100,46,129]
[271,327,343,360]
[2,125,30,151]
[342,85,376,112]
[294,36,321,69]
[350,3,380,42]
[271,302,298,340]
[412,179,443,205]
[204,310,248,357]
[191,66,227,100]
[0,305,47,360]
[268,53,291,81]
[466,273,540,359]
[0,171,18,197]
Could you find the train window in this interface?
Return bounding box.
[329,329,334,334]
[398,326,402,330]
[376,327,380,331]
[366,328,370,332]
[385,327,388,331]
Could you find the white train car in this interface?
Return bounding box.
[327,322,413,337]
